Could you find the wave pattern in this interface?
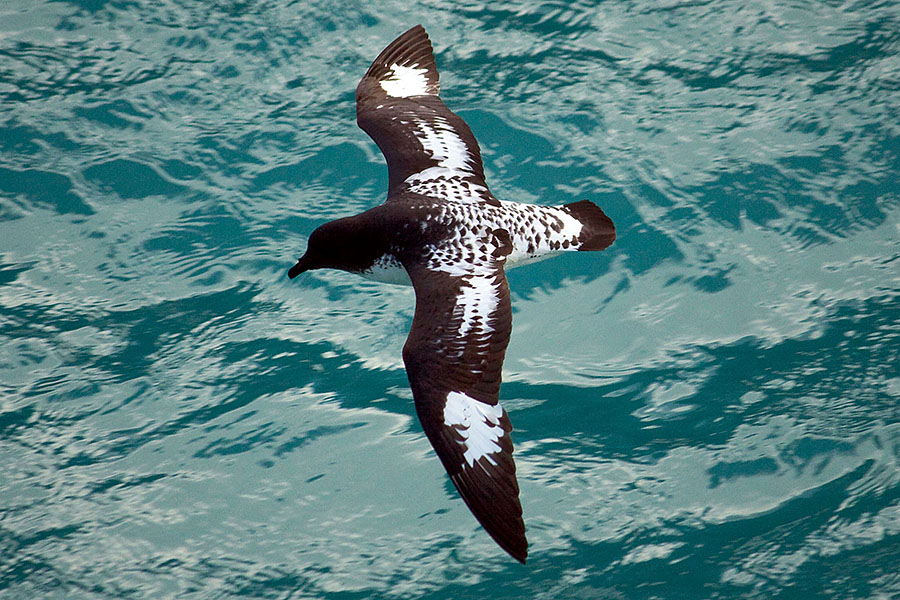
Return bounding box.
[1,1,899,598]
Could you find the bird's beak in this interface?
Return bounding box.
[288,256,310,279]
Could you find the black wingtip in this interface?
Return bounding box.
[507,539,528,564]
[495,525,528,564]
[361,24,439,95]
[499,516,528,564]
[448,467,528,564]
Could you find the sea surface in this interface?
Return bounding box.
[2,1,899,598]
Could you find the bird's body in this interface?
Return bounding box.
[295,196,613,285]
[289,25,615,563]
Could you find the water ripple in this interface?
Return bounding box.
[2,1,899,598]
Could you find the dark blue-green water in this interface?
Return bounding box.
[2,1,900,598]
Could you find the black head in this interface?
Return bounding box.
[287,225,329,279]
[287,216,387,279]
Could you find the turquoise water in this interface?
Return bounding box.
[2,0,900,597]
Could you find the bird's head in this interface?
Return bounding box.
[288,217,382,279]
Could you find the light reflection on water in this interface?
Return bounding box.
[1,0,899,598]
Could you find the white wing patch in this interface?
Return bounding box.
[412,116,471,170]
[402,116,485,202]
[380,64,430,97]
[424,238,504,341]
[455,274,499,338]
[443,391,505,467]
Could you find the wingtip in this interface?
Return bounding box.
[399,24,429,44]
[506,538,529,564]
[360,24,439,97]
[448,466,528,565]
[476,512,528,564]
[495,529,528,563]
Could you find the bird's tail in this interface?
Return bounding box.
[564,200,616,251]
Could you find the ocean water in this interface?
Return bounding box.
[2,0,899,597]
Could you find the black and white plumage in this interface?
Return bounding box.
[288,25,615,563]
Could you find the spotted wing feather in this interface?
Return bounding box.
[400,231,527,563]
[356,25,496,205]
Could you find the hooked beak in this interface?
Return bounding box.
[287,255,310,279]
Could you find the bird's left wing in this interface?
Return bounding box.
[355,25,498,206]
[400,228,527,563]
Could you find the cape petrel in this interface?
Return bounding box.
[289,25,615,563]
